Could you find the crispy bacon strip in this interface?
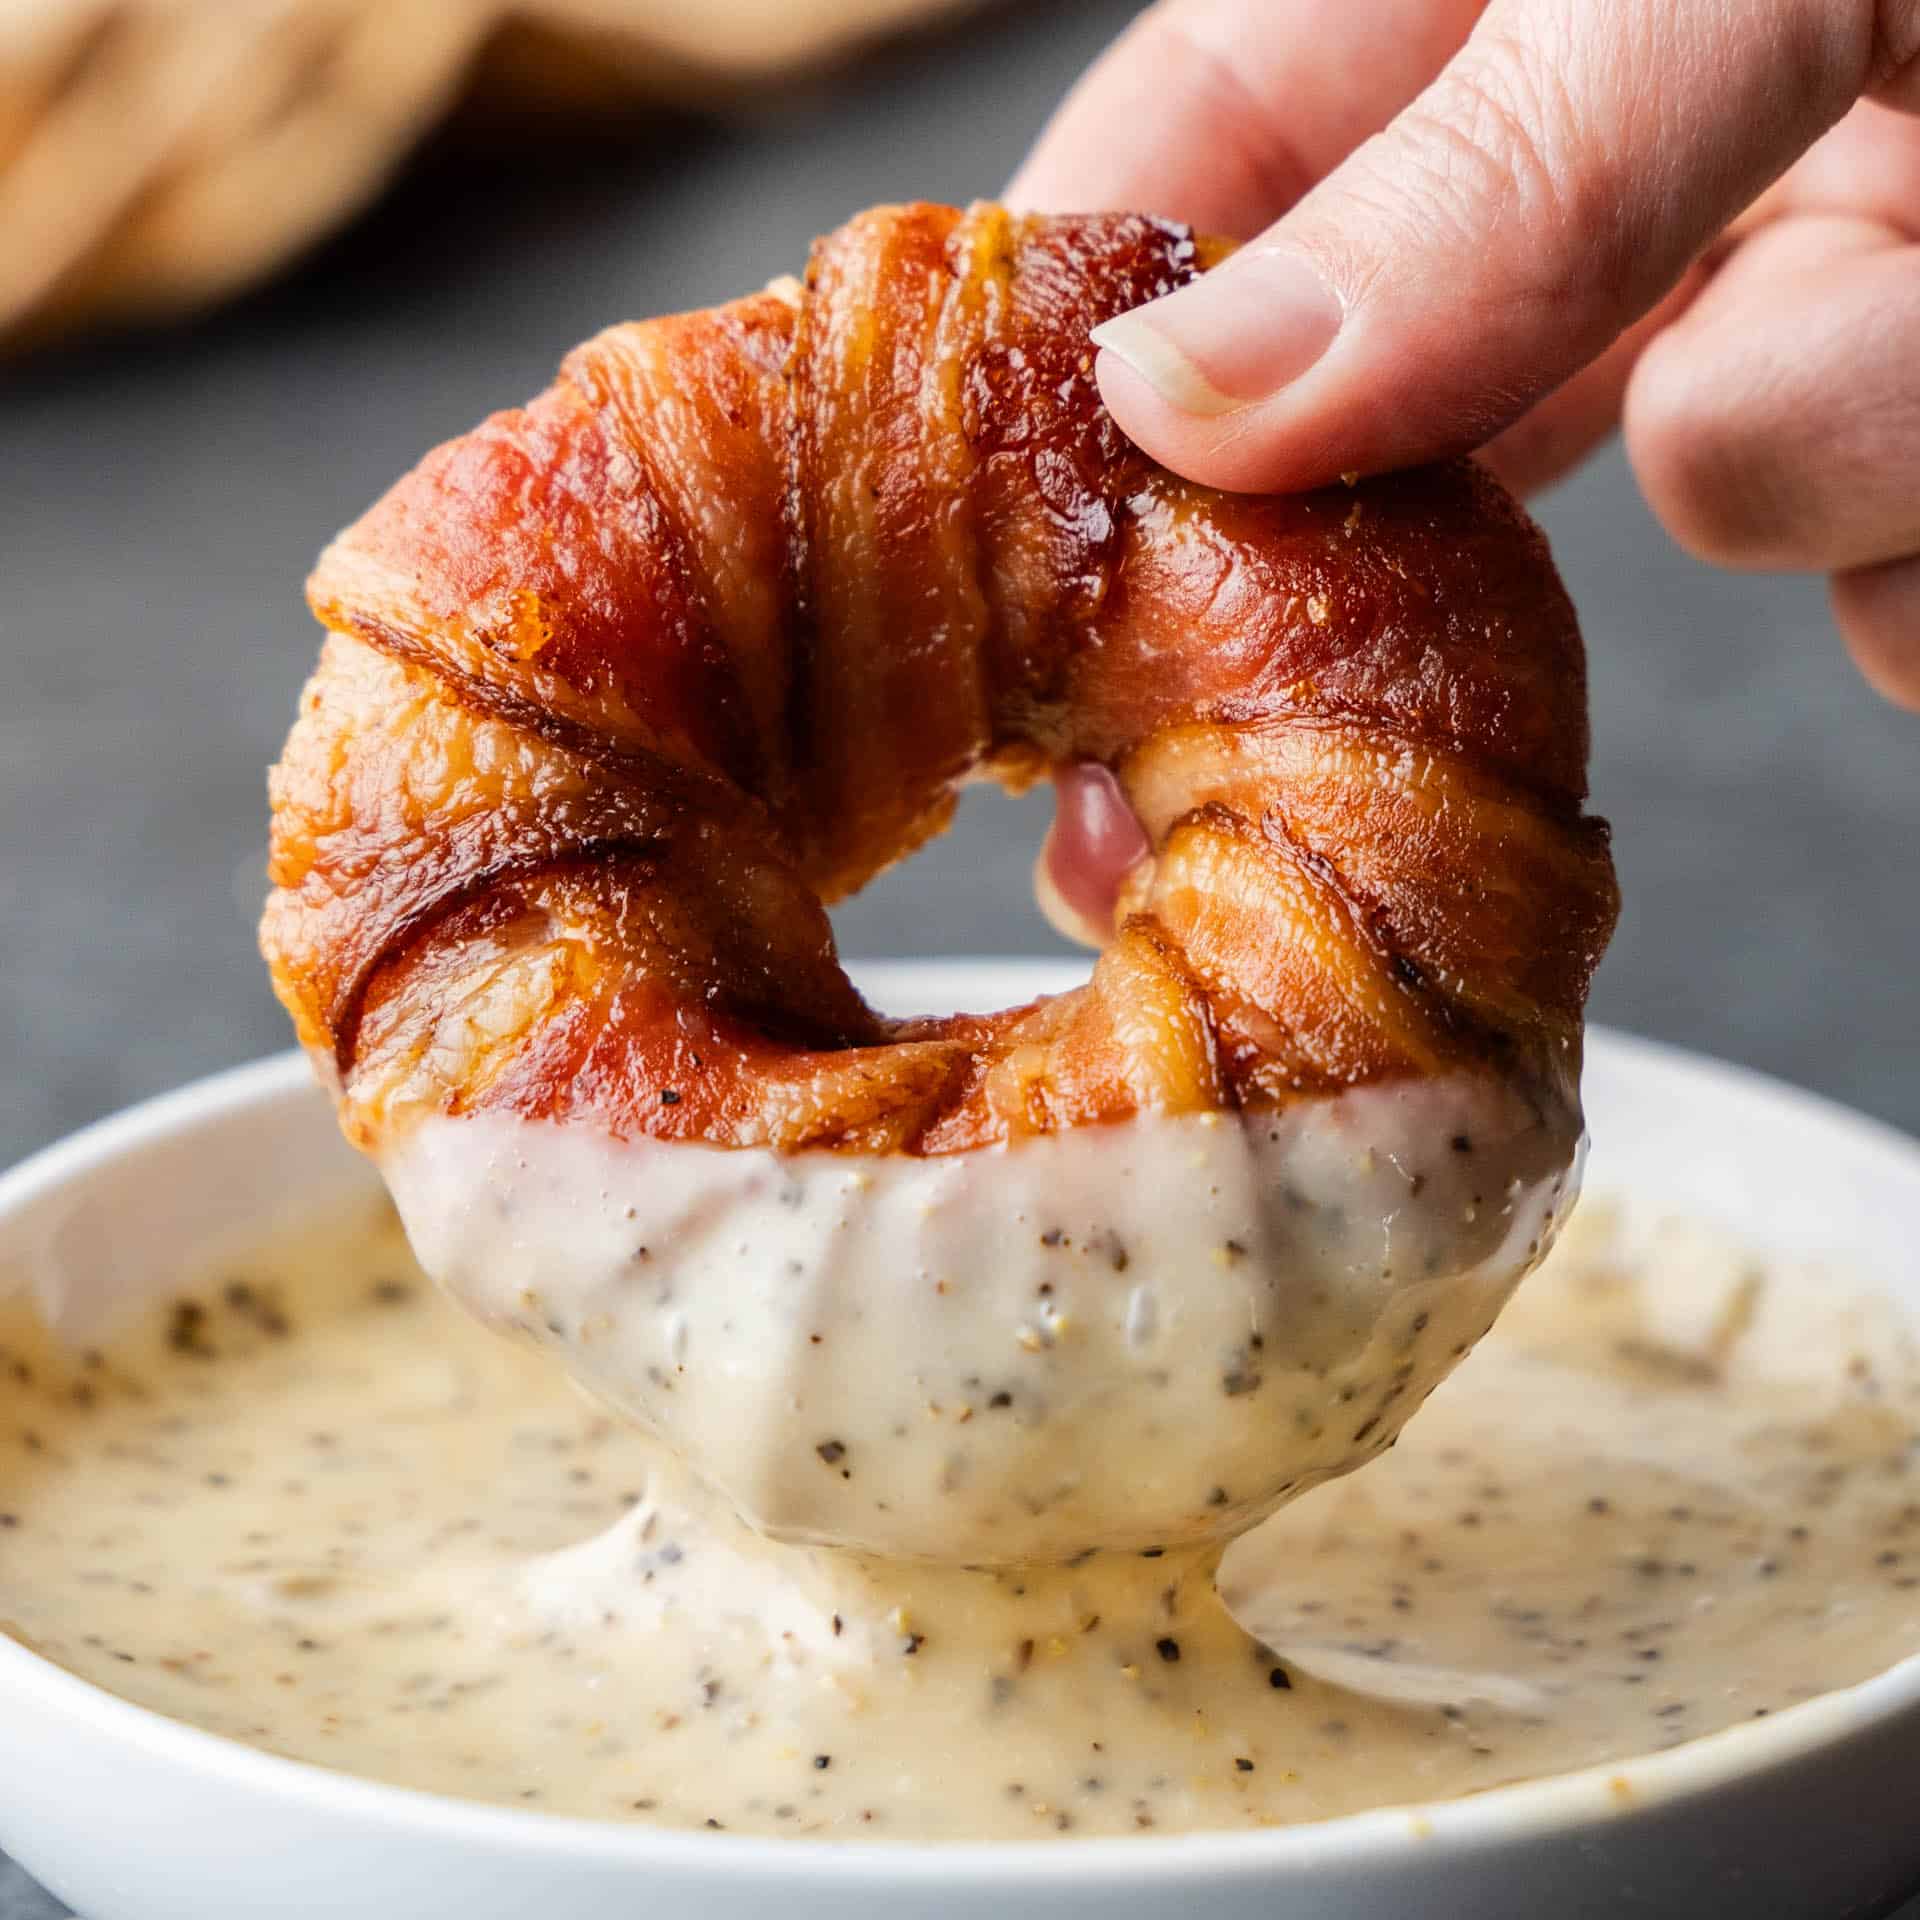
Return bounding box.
[263,202,1618,1154]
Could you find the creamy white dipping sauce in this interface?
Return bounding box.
[382,1079,1577,1561]
[2,1197,1917,1841]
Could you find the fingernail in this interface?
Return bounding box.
[1090,248,1342,417]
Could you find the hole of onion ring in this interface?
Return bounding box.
[1034,762,1152,949]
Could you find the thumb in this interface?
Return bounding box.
[1090,0,1881,492]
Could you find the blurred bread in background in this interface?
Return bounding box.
[0,0,980,354]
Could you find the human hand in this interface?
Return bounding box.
[1008,0,1920,710]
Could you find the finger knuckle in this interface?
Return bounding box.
[1395,29,1642,324]
[1625,338,1796,568]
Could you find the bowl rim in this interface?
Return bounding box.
[4,995,1920,1887]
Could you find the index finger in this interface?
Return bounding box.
[1005,0,1487,236]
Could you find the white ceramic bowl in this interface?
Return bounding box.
[3,959,1919,1920]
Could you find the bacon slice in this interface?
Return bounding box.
[264,202,1618,1153]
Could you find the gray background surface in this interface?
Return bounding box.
[1,0,1915,1912]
